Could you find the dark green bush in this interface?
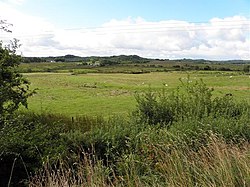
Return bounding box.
[62,116,145,165]
[135,78,250,128]
[135,90,174,126]
[0,112,103,186]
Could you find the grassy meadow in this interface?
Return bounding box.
[23,71,250,116]
[1,61,250,186]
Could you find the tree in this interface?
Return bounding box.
[0,21,34,123]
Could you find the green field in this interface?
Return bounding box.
[2,60,250,186]
[24,71,250,116]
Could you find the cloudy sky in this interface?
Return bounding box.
[0,0,250,60]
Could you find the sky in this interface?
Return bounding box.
[0,0,250,60]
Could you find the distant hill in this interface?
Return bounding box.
[23,55,250,65]
[23,54,150,64]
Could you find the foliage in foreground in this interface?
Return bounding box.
[0,79,249,186]
[29,134,250,187]
[0,39,34,125]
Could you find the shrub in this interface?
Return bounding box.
[135,90,174,126]
[134,77,250,127]
[0,112,103,186]
[243,65,250,73]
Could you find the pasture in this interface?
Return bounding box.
[2,62,250,186]
[24,71,250,116]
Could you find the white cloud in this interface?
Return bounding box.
[1,2,249,59]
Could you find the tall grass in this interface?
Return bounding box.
[29,134,250,187]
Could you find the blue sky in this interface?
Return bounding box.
[13,0,250,28]
[0,0,250,59]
